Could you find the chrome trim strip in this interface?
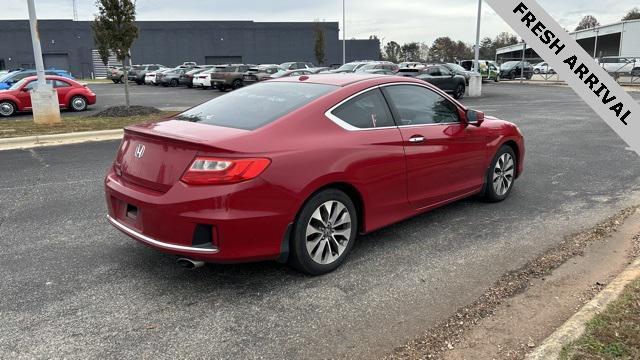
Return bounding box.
[107,215,220,254]
[324,82,462,132]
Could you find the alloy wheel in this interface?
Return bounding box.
[305,200,352,265]
[455,84,465,99]
[0,102,15,117]
[493,153,515,196]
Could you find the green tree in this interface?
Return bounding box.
[92,0,138,108]
[479,37,494,59]
[575,15,600,31]
[429,37,456,62]
[384,41,401,63]
[622,7,640,21]
[313,20,326,65]
[400,42,421,62]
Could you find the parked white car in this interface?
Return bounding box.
[192,66,227,89]
[597,57,640,75]
[144,68,169,85]
[533,61,555,74]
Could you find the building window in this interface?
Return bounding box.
[0,59,5,70]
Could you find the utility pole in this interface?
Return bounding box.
[342,0,346,64]
[473,0,482,72]
[520,42,526,83]
[73,0,78,21]
[27,0,61,124]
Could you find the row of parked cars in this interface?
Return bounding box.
[107,60,494,100]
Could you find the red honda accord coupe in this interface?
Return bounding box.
[105,74,524,275]
[0,75,96,117]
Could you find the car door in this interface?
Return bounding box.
[424,67,443,87]
[16,80,35,108]
[381,84,488,209]
[438,66,456,91]
[326,88,408,220]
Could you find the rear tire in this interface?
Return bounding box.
[453,83,465,99]
[483,145,517,202]
[170,79,179,87]
[289,189,358,275]
[0,100,16,117]
[70,96,88,112]
[232,79,243,90]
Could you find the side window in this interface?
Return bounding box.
[440,67,452,76]
[383,85,460,126]
[330,89,395,129]
[24,79,53,90]
[55,80,71,88]
[426,67,441,76]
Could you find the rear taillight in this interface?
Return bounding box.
[181,157,271,185]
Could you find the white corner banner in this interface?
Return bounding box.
[485,0,639,155]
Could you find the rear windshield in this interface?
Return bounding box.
[175,82,337,130]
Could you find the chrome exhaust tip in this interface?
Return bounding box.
[177,258,205,269]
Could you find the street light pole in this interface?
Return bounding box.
[27,0,61,124]
[27,0,46,88]
[342,0,346,64]
[473,0,482,72]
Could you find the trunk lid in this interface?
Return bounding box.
[116,120,249,192]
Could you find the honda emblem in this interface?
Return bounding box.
[134,144,145,159]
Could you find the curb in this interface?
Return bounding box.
[0,129,123,151]
[526,256,640,359]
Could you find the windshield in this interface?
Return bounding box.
[500,61,519,69]
[8,78,28,90]
[0,71,17,82]
[337,63,358,71]
[356,64,376,72]
[174,82,337,130]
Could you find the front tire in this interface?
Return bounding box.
[484,145,517,202]
[289,189,358,275]
[0,101,16,117]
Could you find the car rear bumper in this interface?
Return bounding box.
[104,169,292,263]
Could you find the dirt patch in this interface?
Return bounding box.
[93,105,161,118]
[386,206,640,360]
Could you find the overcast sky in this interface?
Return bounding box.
[2,0,638,44]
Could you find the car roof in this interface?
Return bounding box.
[20,75,76,82]
[269,73,393,87]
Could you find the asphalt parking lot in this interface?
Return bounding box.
[1,83,640,359]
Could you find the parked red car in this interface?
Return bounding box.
[0,75,96,117]
[105,74,524,275]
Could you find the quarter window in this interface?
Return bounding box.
[383,85,460,125]
[330,89,395,129]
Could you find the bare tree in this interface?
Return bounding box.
[313,20,326,66]
[575,15,600,31]
[622,7,640,21]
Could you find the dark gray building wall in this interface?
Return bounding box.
[0,20,380,78]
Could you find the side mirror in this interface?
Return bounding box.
[21,87,30,92]
[465,109,485,127]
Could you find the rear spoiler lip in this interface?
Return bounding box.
[123,121,241,152]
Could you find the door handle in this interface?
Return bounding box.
[408,136,426,143]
